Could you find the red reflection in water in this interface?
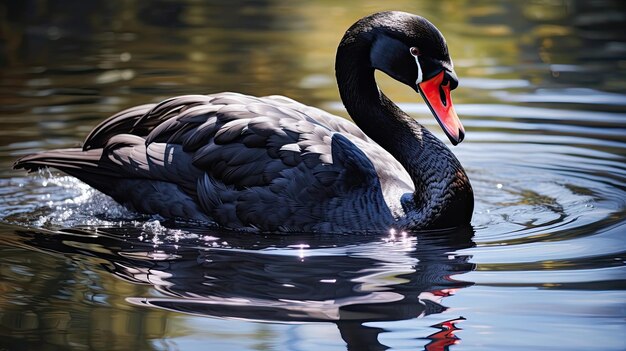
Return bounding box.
[424,317,465,351]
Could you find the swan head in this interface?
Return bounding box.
[363,11,465,145]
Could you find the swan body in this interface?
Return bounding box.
[15,11,473,233]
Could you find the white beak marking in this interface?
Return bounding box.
[413,54,423,85]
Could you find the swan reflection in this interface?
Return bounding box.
[10,224,475,349]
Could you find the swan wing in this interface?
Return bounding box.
[27,92,395,231]
[261,95,415,208]
[260,95,370,141]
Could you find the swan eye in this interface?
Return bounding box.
[410,47,420,57]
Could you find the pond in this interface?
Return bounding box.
[0,0,625,350]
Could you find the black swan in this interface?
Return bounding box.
[14,11,474,232]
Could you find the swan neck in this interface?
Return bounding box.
[335,38,473,228]
[335,44,412,151]
[335,40,423,167]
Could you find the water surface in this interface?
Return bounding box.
[0,1,625,350]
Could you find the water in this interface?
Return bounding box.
[1,1,625,350]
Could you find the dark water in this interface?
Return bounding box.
[1,1,625,350]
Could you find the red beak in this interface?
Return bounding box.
[418,71,465,145]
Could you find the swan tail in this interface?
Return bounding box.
[13,148,119,191]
